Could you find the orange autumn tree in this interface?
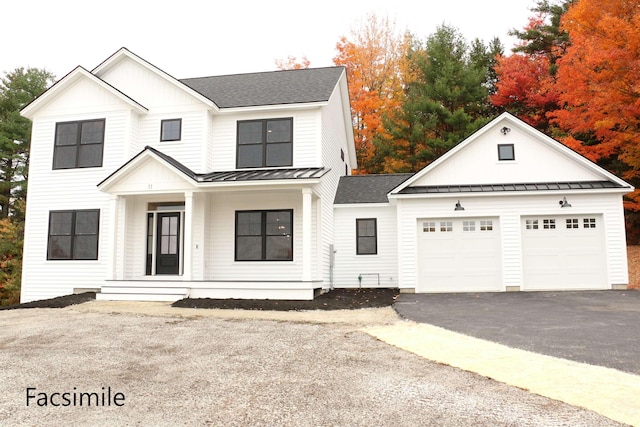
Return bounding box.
[333,14,407,173]
[275,55,311,70]
[491,1,572,132]
[551,0,640,209]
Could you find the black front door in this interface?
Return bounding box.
[156,212,180,275]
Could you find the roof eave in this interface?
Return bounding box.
[215,101,328,114]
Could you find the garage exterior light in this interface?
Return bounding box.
[454,200,465,211]
[560,197,572,208]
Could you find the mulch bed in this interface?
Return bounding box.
[0,289,399,311]
[0,292,96,310]
[172,288,400,311]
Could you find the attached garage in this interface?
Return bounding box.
[522,215,607,290]
[335,113,633,294]
[417,217,501,292]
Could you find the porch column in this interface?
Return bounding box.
[183,191,194,280]
[108,195,120,280]
[302,188,313,282]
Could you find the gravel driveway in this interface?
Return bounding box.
[0,308,623,426]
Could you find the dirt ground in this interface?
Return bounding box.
[627,245,640,289]
[0,307,624,426]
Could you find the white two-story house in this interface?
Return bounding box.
[20,48,355,302]
[20,49,633,303]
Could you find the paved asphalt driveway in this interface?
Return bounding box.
[394,290,640,375]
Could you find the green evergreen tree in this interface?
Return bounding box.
[0,67,54,220]
[375,26,497,173]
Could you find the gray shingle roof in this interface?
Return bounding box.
[180,67,345,108]
[334,174,414,204]
[399,181,627,194]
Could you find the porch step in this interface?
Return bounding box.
[97,286,188,302]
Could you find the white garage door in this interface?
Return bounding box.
[522,215,607,290]
[417,218,502,292]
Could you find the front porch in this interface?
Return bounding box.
[97,148,327,301]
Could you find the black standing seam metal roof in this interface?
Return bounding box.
[398,181,627,194]
[180,67,345,108]
[334,174,415,204]
[98,146,328,187]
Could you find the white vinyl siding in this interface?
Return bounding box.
[410,119,605,187]
[207,192,304,281]
[21,108,132,302]
[134,109,208,172]
[210,109,319,171]
[333,206,398,288]
[318,83,352,287]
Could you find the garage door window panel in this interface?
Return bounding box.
[526,219,539,230]
[543,219,556,229]
[440,221,453,232]
[463,221,475,232]
[480,220,493,231]
[566,218,579,229]
[423,222,436,232]
[584,218,596,228]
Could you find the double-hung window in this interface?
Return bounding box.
[356,218,377,255]
[53,119,105,169]
[235,210,293,261]
[47,210,100,260]
[237,118,293,168]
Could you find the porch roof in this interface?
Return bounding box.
[98,146,329,192]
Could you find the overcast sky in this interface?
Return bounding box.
[3,0,534,80]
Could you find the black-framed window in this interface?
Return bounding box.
[47,210,100,260]
[356,218,377,255]
[237,118,293,168]
[53,119,105,169]
[161,119,182,142]
[498,144,515,161]
[235,210,293,261]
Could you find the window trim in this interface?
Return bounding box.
[53,119,105,170]
[236,118,293,168]
[160,118,182,142]
[47,209,100,260]
[356,218,378,255]
[235,209,293,261]
[497,144,515,161]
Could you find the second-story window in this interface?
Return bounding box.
[237,118,292,168]
[161,119,182,142]
[53,119,105,169]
